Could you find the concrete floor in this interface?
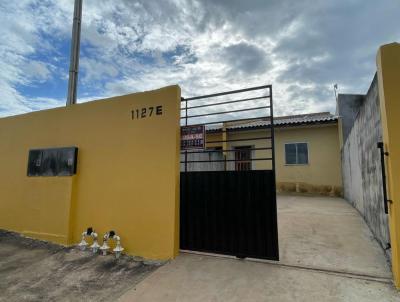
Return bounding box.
[278,195,391,278]
[0,231,159,302]
[119,195,398,301]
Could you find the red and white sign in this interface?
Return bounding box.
[181,125,206,150]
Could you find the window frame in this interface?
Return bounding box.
[284,142,309,166]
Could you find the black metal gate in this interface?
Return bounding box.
[180,85,278,260]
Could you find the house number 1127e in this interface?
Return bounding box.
[131,105,163,120]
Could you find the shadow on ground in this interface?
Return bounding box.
[0,230,160,302]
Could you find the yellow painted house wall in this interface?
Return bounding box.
[275,124,342,195]
[206,123,342,196]
[0,85,181,260]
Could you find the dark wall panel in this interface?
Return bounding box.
[27,147,78,177]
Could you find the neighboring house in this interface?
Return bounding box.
[181,112,342,196]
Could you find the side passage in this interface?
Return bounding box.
[180,170,279,260]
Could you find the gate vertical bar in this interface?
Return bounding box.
[269,85,279,260]
[183,97,188,172]
[270,86,276,173]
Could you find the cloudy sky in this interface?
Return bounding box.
[0,0,399,118]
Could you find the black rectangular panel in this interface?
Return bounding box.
[180,170,279,260]
[27,147,78,177]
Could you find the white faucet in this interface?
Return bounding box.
[90,231,100,253]
[100,230,124,259]
[78,227,97,251]
[99,232,111,256]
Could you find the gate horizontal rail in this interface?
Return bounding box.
[183,84,271,101]
[181,96,269,110]
[182,106,271,119]
[184,147,273,154]
[183,158,273,163]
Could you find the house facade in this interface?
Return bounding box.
[182,112,342,196]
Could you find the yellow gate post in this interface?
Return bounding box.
[377,42,400,288]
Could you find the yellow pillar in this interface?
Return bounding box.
[376,42,400,288]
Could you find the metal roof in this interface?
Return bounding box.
[207,112,338,131]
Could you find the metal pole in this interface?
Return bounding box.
[67,0,83,106]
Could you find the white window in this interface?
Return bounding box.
[285,143,308,165]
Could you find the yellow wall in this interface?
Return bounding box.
[376,42,400,288]
[0,85,181,260]
[275,124,342,195]
[205,123,342,196]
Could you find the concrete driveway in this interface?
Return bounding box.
[278,195,391,278]
[119,195,398,301]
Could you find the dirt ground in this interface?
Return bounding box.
[0,231,159,302]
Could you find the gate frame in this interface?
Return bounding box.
[180,85,279,260]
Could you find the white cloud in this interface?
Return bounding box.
[80,58,119,84]
[0,0,399,118]
[0,0,71,116]
[23,61,53,82]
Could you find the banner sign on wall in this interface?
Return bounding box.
[181,125,206,150]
